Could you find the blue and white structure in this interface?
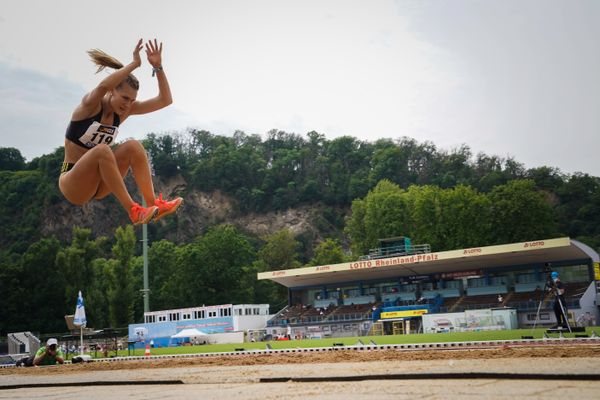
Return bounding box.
[129,303,270,348]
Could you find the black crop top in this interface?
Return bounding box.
[65,107,121,149]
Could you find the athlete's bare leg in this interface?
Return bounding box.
[94,140,156,205]
[59,144,135,210]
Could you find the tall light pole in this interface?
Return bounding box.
[142,210,150,313]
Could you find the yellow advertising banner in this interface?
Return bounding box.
[381,309,429,319]
[594,262,600,281]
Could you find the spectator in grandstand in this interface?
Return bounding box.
[33,338,65,366]
[497,294,503,303]
[550,271,569,328]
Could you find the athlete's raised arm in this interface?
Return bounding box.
[130,39,173,116]
[72,39,143,120]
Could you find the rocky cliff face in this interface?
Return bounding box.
[41,173,340,244]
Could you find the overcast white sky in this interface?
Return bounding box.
[1,0,598,176]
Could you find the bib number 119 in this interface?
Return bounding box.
[90,132,114,145]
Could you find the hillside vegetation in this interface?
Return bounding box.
[1,129,599,335]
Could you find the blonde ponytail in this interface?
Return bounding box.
[86,48,139,90]
[87,49,124,73]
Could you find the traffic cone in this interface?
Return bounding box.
[145,344,151,357]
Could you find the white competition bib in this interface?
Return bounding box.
[78,121,120,148]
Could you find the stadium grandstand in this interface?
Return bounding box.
[259,237,600,339]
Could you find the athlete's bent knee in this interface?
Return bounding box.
[123,139,146,154]
[91,143,117,163]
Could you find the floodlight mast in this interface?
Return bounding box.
[141,200,150,313]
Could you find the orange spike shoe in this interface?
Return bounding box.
[153,193,183,222]
[129,203,159,225]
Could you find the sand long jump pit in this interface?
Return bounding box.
[2,343,600,399]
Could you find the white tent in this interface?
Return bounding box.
[170,328,208,339]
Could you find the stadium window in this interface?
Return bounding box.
[235,309,242,316]
[245,308,251,315]
[158,315,166,322]
[183,313,191,320]
[219,308,231,317]
[208,310,217,318]
[253,308,260,315]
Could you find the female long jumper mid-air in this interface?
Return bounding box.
[59,39,182,225]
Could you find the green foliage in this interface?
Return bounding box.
[147,239,181,311]
[0,147,26,171]
[0,170,47,251]
[3,129,598,254]
[56,228,105,310]
[0,260,25,334]
[18,238,64,333]
[107,226,137,327]
[309,238,347,266]
[346,179,555,255]
[2,129,600,336]
[257,229,302,271]
[192,225,256,305]
[248,229,303,307]
[488,180,557,244]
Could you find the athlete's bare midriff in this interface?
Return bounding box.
[63,139,89,165]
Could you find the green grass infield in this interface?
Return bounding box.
[89,326,599,359]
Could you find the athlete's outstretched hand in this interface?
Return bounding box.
[132,39,143,68]
[145,39,163,68]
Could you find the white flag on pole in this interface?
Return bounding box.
[73,290,87,327]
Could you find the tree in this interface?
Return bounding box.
[434,145,473,188]
[55,227,105,313]
[346,180,409,256]
[256,229,302,271]
[192,225,256,305]
[86,258,111,329]
[0,260,24,335]
[345,197,368,256]
[15,238,63,333]
[143,133,181,178]
[0,147,26,171]
[146,239,181,311]
[107,225,137,327]
[438,185,492,249]
[368,140,411,188]
[309,239,347,266]
[246,229,303,307]
[488,179,557,244]
[347,181,495,255]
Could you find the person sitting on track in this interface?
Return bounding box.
[58,38,182,225]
